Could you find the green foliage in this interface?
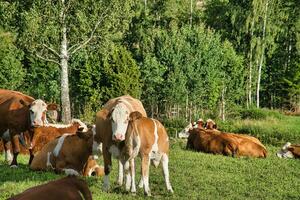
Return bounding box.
[0,30,24,90]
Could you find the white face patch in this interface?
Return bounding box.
[111,103,130,141]
[30,99,47,127]
[109,145,120,158]
[178,123,193,138]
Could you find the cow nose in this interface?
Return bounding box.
[113,134,124,141]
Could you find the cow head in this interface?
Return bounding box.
[29,99,48,127]
[76,127,94,154]
[205,119,217,130]
[110,102,130,142]
[276,142,294,158]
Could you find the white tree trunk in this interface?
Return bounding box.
[60,1,71,123]
[256,0,269,108]
[190,0,193,27]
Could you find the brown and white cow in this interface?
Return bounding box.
[178,119,204,139]
[30,119,88,154]
[0,89,55,167]
[8,176,92,200]
[121,111,173,196]
[277,142,300,159]
[94,95,147,191]
[83,156,105,177]
[30,127,95,176]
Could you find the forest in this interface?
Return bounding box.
[0,0,299,123]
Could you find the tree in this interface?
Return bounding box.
[0,29,24,90]
[19,0,135,122]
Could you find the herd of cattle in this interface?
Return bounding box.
[0,89,299,199]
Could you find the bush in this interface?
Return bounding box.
[239,108,283,120]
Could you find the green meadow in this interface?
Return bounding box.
[1,115,300,200]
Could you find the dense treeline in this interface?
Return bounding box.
[0,0,299,122]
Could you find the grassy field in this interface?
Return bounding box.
[1,115,300,199]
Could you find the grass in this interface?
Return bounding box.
[1,141,300,200]
[1,115,300,199]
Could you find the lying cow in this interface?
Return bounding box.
[30,127,95,176]
[187,128,267,158]
[178,119,204,139]
[94,95,147,191]
[121,111,173,196]
[187,128,238,156]
[30,119,88,154]
[83,156,105,177]
[0,89,57,166]
[8,176,92,200]
[277,142,300,158]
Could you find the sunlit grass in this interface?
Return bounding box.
[1,140,300,200]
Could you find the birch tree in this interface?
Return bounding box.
[19,0,134,123]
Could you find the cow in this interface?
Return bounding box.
[8,176,92,200]
[94,95,147,191]
[187,128,238,156]
[187,128,267,158]
[0,89,55,167]
[30,119,88,154]
[83,156,105,177]
[204,119,265,149]
[178,119,204,139]
[120,111,173,196]
[277,142,300,159]
[30,127,95,176]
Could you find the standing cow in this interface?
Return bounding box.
[94,95,147,191]
[0,89,52,167]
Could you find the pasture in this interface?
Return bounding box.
[1,115,300,200]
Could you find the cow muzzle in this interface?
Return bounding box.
[113,134,125,142]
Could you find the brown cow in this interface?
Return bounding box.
[30,128,94,176]
[277,142,300,159]
[0,89,56,167]
[187,128,238,156]
[8,176,92,200]
[94,95,147,191]
[187,128,267,158]
[121,111,173,196]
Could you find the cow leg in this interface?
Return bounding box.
[103,148,112,192]
[117,159,124,186]
[28,148,34,165]
[3,140,13,164]
[10,134,20,167]
[130,158,136,193]
[123,160,131,191]
[141,154,151,196]
[138,177,144,188]
[161,153,173,193]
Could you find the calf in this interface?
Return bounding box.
[30,128,94,176]
[8,176,92,200]
[277,142,300,159]
[178,119,204,139]
[121,111,173,196]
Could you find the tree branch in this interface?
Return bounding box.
[42,44,60,58]
[36,53,61,66]
[68,8,109,55]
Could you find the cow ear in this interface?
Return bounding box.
[213,124,217,129]
[129,111,142,121]
[47,103,58,111]
[20,99,30,107]
[78,127,84,132]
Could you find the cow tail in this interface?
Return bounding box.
[263,149,268,158]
